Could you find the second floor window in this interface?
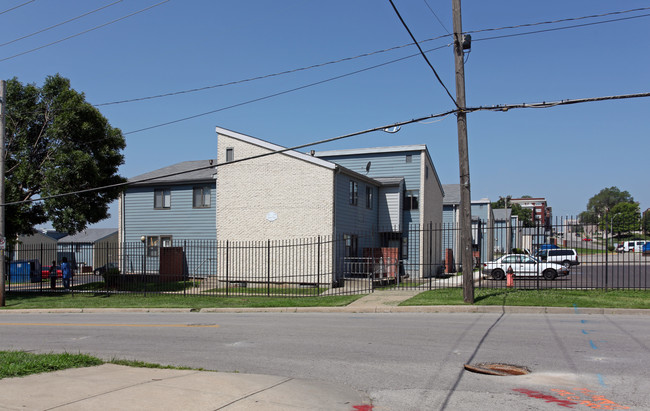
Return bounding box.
[154,188,171,209]
[366,186,373,209]
[193,186,211,208]
[349,181,358,205]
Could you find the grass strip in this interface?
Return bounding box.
[400,288,650,309]
[0,351,103,379]
[2,292,363,309]
[0,351,214,380]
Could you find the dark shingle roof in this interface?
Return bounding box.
[442,184,460,204]
[128,160,216,186]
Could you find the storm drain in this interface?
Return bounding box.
[464,363,530,376]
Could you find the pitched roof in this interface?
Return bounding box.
[128,160,217,186]
[493,208,512,221]
[59,228,117,243]
[442,184,460,204]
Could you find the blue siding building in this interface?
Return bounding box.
[316,145,444,277]
[120,160,216,273]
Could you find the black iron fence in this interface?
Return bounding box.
[5,221,650,296]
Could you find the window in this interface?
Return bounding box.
[366,186,373,209]
[344,234,358,257]
[146,236,160,257]
[404,190,419,210]
[349,181,358,205]
[406,154,412,163]
[161,236,173,248]
[193,185,211,208]
[154,188,171,209]
[226,148,234,162]
[146,235,172,257]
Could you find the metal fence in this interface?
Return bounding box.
[5,221,650,297]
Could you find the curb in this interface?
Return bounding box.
[2,306,649,315]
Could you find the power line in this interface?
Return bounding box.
[0,0,170,63]
[473,12,650,43]
[94,35,451,107]
[467,92,650,113]
[387,0,459,109]
[0,0,124,48]
[1,108,458,206]
[4,90,650,207]
[0,0,35,16]
[423,0,451,34]
[465,6,650,35]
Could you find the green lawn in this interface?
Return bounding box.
[1,292,363,309]
[401,288,650,309]
[2,288,650,310]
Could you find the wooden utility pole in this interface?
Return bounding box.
[0,80,6,307]
[452,0,474,303]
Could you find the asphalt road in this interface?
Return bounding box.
[1,311,648,410]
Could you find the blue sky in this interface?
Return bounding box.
[1,0,648,229]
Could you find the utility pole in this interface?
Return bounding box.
[0,80,6,307]
[452,0,474,303]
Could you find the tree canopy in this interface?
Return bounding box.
[5,74,126,240]
[584,187,633,217]
[581,187,638,234]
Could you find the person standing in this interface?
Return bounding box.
[61,257,72,290]
[49,261,57,289]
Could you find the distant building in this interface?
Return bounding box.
[509,197,551,228]
[59,229,118,271]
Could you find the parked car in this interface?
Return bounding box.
[582,238,592,242]
[93,262,119,276]
[482,254,570,280]
[41,265,62,279]
[538,244,559,251]
[643,242,650,256]
[539,248,580,267]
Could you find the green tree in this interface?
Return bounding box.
[585,187,633,218]
[610,202,641,235]
[5,74,126,240]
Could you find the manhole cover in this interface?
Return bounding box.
[464,363,530,376]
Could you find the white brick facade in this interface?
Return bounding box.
[216,133,335,241]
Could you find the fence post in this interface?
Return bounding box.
[225,241,229,297]
[267,239,271,297]
[183,240,187,296]
[40,243,43,293]
[317,236,321,292]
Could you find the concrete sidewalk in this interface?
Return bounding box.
[0,364,371,411]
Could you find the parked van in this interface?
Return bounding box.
[620,241,646,253]
[542,248,579,267]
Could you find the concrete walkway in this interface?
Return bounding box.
[0,364,371,411]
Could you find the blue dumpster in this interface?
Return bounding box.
[9,260,42,283]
